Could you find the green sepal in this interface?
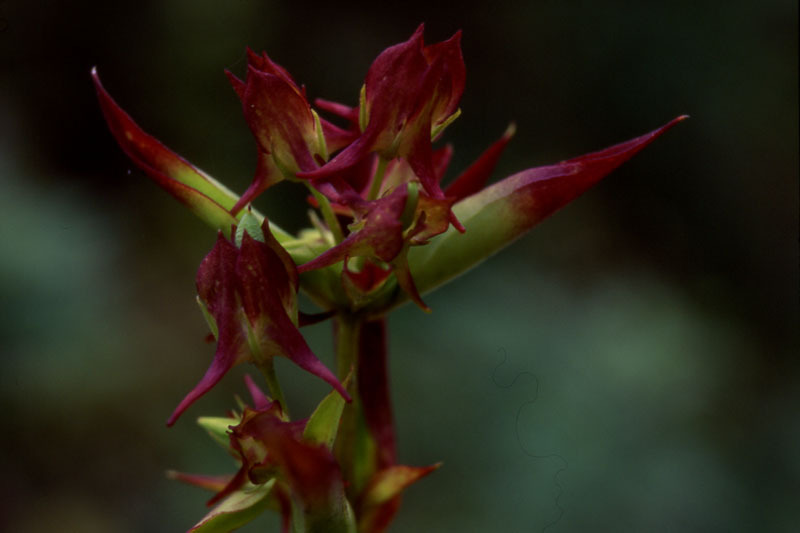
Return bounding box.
[303,372,353,450]
[431,108,461,140]
[196,296,219,339]
[358,84,368,132]
[197,416,238,449]
[188,480,276,533]
[234,210,266,247]
[311,109,330,162]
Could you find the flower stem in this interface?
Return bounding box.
[306,182,344,244]
[366,156,389,201]
[256,356,289,419]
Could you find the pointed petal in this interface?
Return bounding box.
[405,117,688,300]
[242,67,318,171]
[166,471,233,493]
[357,464,441,533]
[225,69,246,100]
[188,479,276,533]
[298,186,407,273]
[320,117,359,153]
[243,374,273,411]
[433,144,454,183]
[236,235,351,402]
[422,30,465,125]
[235,414,355,531]
[298,309,337,327]
[315,98,359,125]
[303,372,352,450]
[391,251,430,312]
[444,123,515,200]
[167,345,243,427]
[247,48,299,89]
[92,68,240,233]
[297,129,378,182]
[168,235,247,426]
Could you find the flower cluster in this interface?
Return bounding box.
[94,24,684,533]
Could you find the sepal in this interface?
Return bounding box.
[401,116,688,305]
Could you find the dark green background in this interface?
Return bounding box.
[1,1,797,531]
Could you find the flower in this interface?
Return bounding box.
[225,49,355,215]
[166,218,349,427]
[299,24,465,206]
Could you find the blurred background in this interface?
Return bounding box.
[1,1,797,531]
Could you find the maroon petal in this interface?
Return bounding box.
[243,374,273,411]
[298,309,337,327]
[298,186,408,273]
[357,464,441,533]
[93,69,239,226]
[320,117,358,153]
[422,30,466,126]
[444,124,515,201]
[297,128,379,182]
[315,98,359,126]
[168,234,247,426]
[166,471,233,493]
[235,413,347,513]
[242,67,317,172]
[483,116,689,234]
[246,48,299,90]
[391,251,430,312]
[237,234,351,402]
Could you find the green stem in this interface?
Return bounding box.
[366,156,389,201]
[336,312,361,379]
[256,357,289,419]
[306,182,344,244]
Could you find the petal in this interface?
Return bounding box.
[404,116,689,300]
[243,374,273,411]
[92,68,239,234]
[315,98,359,126]
[188,479,277,533]
[166,471,233,493]
[298,186,408,273]
[235,413,355,530]
[364,24,428,126]
[167,234,247,426]
[357,464,441,533]
[444,123,515,201]
[236,234,351,402]
[422,30,465,125]
[390,250,429,312]
[242,67,318,171]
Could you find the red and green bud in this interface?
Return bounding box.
[402,115,689,306]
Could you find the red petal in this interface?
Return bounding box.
[237,234,351,402]
[166,471,233,493]
[298,186,407,272]
[92,69,239,223]
[489,116,689,233]
[243,374,273,411]
[422,30,465,125]
[444,124,515,200]
[168,234,246,426]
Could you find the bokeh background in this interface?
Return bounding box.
[1,1,797,531]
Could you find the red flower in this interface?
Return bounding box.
[167,220,349,426]
[300,25,465,205]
